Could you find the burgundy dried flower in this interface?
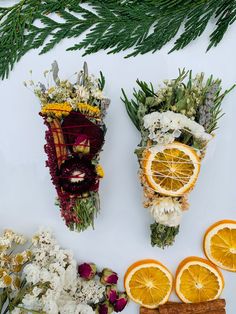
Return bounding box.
[95,302,113,314]
[58,157,98,194]
[100,268,118,286]
[62,111,104,159]
[114,292,128,312]
[78,263,97,280]
[106,285,118,303]
[73,134,90,154]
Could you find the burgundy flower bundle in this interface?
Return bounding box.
[29,62,110,232]
[78,263,128,313]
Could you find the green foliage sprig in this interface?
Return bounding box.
[122,70,235,138]
[1,0,236,79]
[150,223,180,249]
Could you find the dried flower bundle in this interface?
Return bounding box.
[25,62,110,232]
[122,69,235,248]
[0,228,128,314]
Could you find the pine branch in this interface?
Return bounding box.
[1,0,236,79]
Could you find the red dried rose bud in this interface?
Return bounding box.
[100,268,118,285]
[62,111,105,159]
[106,285,118,303]
[78,262,97,280]
[114,292,128,312]
[73,134,90,154]
[95,302,113,314]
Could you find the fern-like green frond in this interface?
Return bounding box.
[1,0,236,79]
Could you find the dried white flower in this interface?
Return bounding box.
[18,229,104,313]
[92,88,104,100]
[143,111,212,145]
[75,85,90,102]
[149,197,183,227]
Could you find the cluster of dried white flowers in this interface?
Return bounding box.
[11,229,105,314]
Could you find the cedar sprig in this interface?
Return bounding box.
[1,0,236,79]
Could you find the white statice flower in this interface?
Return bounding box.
[75,85,90,102]
[11,309,22,314]
[149,197,183,227]
[58,299,94,314]
[18,229,104,314]
[75,304,95,314]
[76,277,105,304]
[23,264,41,284]
[21,293,42,311]
[143,111,212,145]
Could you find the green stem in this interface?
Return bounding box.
[16,305,46,314]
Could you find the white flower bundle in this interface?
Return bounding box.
[143,111,212,146]
[16,229,104,314]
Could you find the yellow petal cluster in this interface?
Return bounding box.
[77,103,101,118]
[0,230,32,290]
[41,102,72,118]
[96,164,105,178]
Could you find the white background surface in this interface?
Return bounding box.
[0,8,236,313]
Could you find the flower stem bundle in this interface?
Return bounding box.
[122,69,235,248]
[26,62,110,232]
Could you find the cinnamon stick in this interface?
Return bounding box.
[204,311,226,314]
[159,299,225,314]
[140,299,226,314]
[140,308,159,314]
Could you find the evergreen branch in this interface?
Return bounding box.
[121,88,140,130]
[1,0,236,79]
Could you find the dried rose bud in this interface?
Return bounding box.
[114,292,128,312]
[95,302,113,314]
[100,268,118,285]
[73,134,90,154]
[106,285,118,303]
[78,263,97,280]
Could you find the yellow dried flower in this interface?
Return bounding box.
[41,102,72,118]
[96,164,104,178]
[26,250,32,259]
[14,254,24,265]
[4,229,14,239]
[77,103,101,118]
[0,268,5,277]
[12,265,22,273]
[0,245,8,251]
[3,274,12,286]
[13,276,21,289]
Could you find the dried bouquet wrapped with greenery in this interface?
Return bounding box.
[122,70,235,248]
[25,62,109,232]
[0,228,128,314]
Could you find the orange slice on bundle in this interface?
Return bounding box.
[124,259,173,309]
[175,257,224,303]
[142,142,200,197]
[204,220,236,272]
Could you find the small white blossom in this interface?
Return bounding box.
[91,88,104,100]
[75,85,90,102]
[149,197,183,227]
[143,111,212,145]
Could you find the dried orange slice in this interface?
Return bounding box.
[204,220,236,272]
[175,257,224,303]
[124,259,173,309]
[142,142,200,197]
